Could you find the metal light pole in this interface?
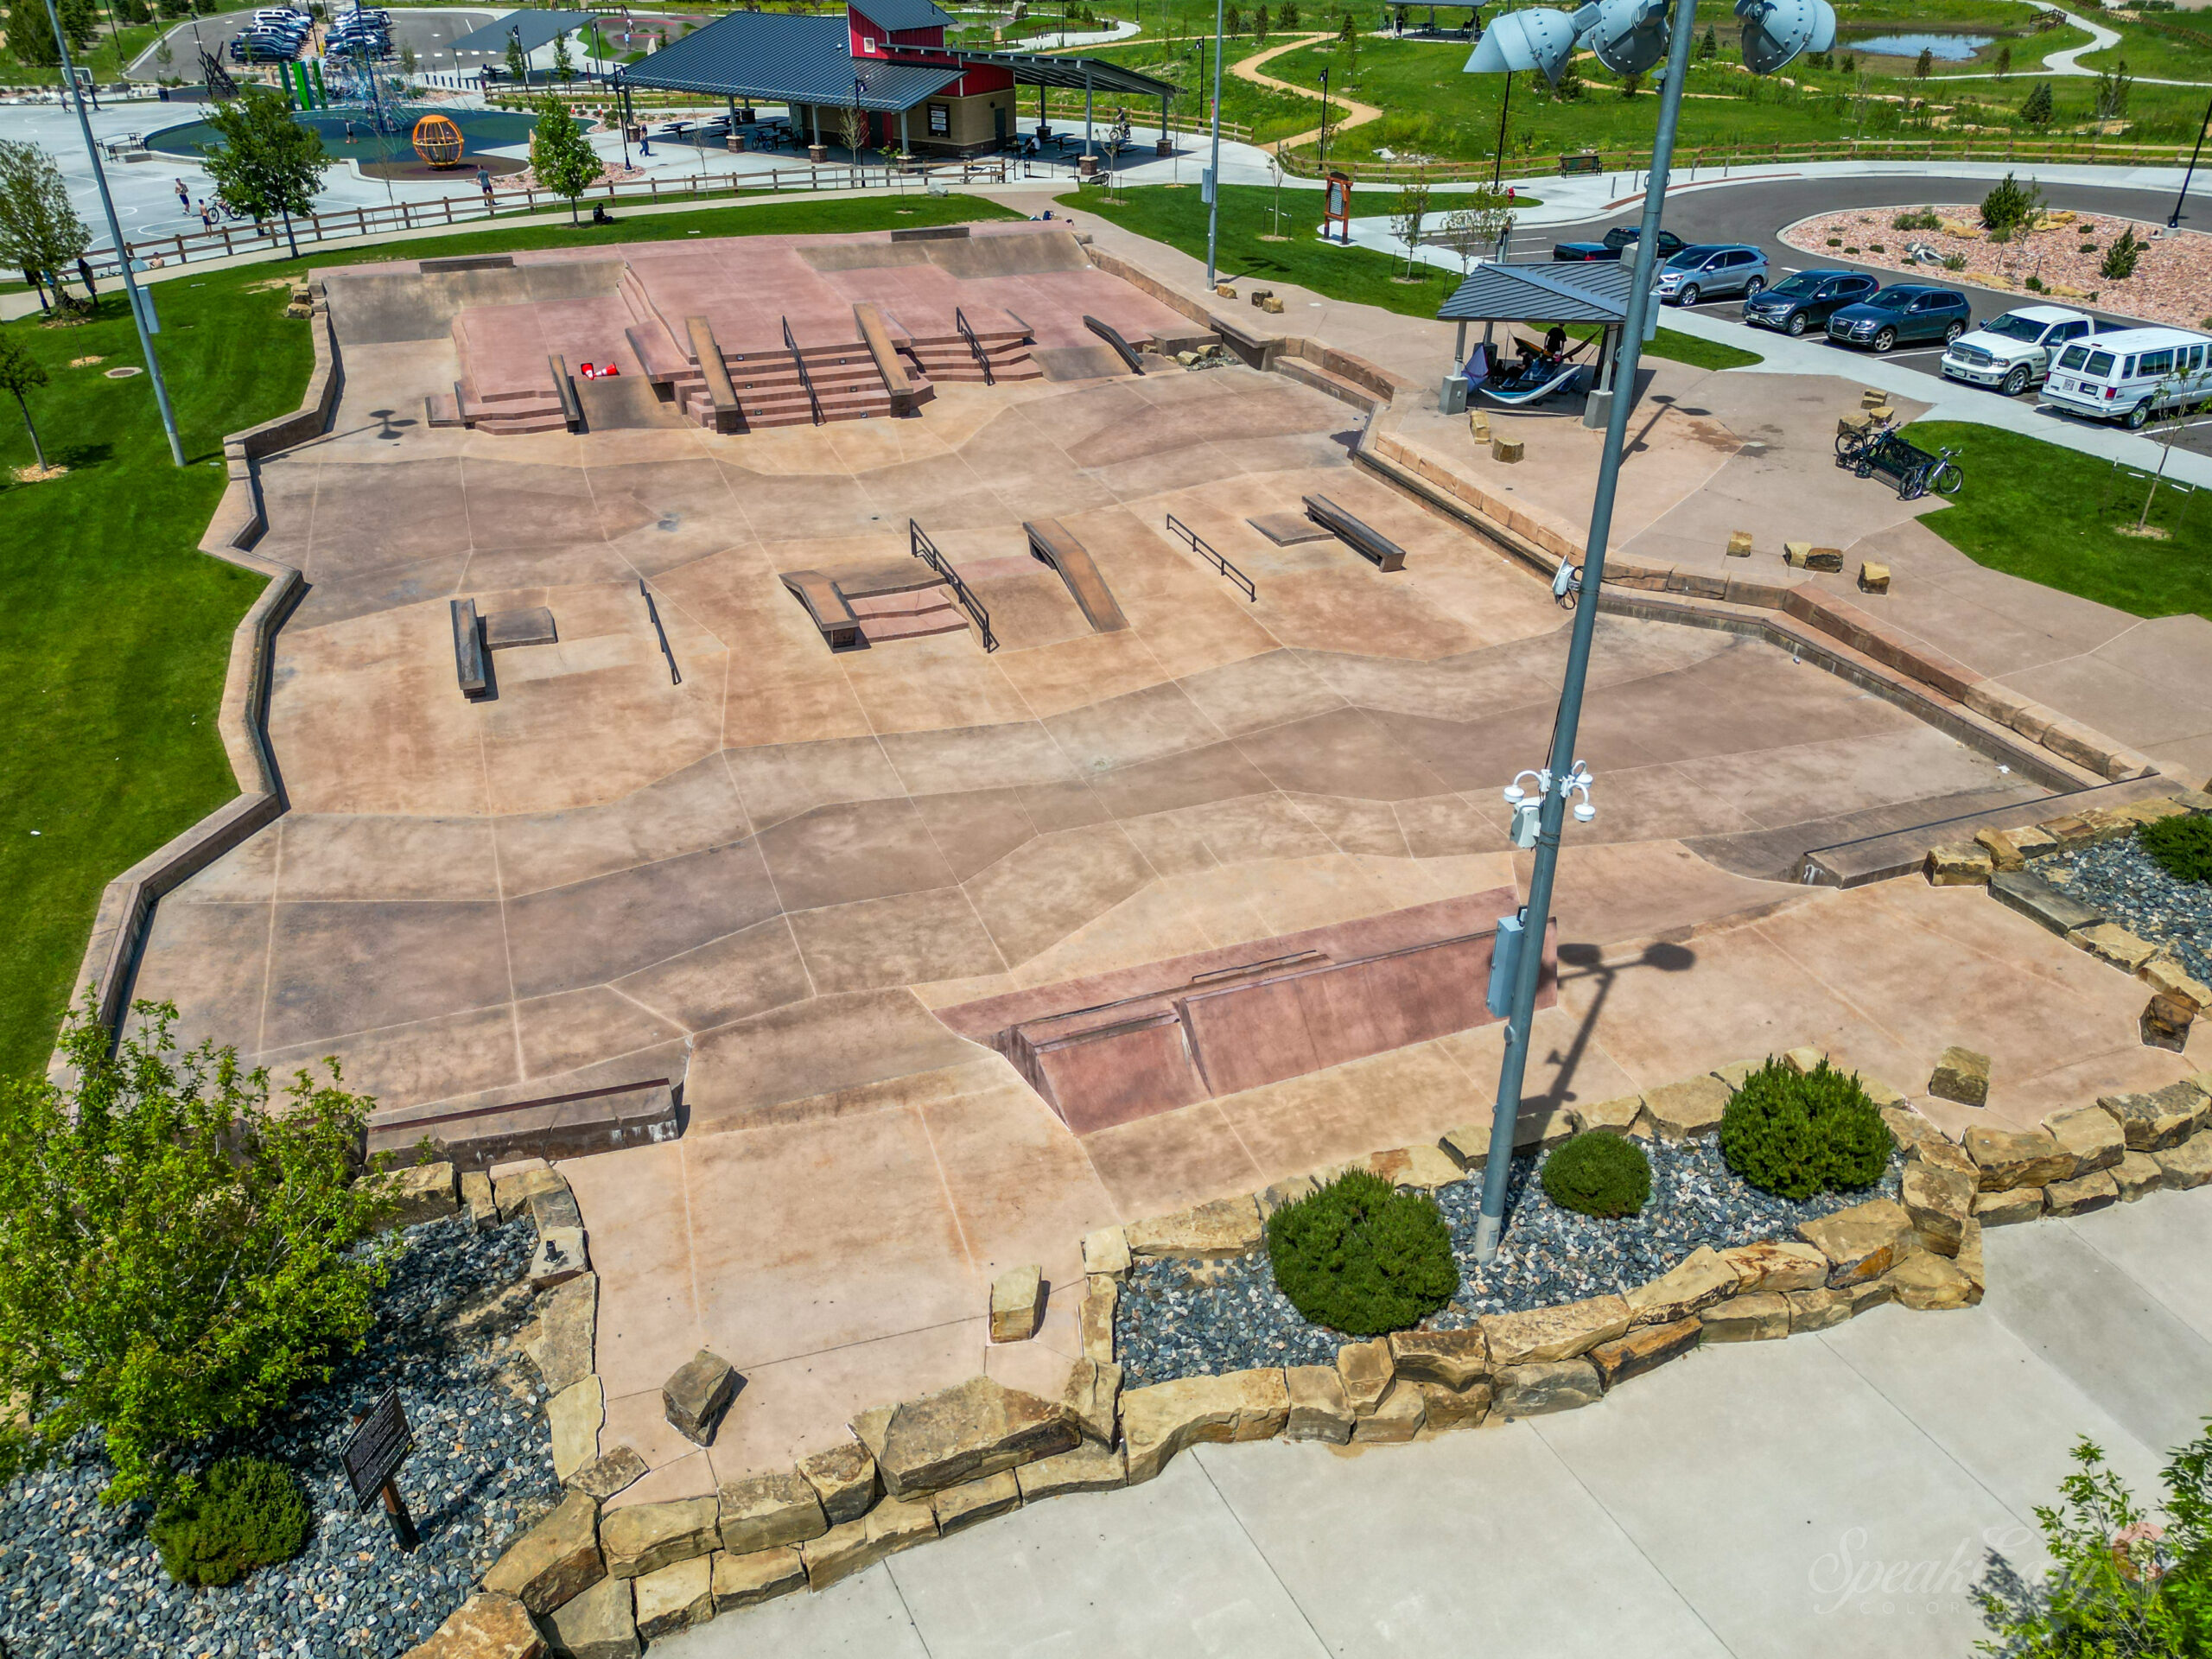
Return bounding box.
[45,0,183,468]
[1204,0,1224,287]
[1318,66,1329,174]
[1470,0,1700,1264]
[1491,61,1512,188]
[2171,90,2211,229]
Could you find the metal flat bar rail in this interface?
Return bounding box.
[639,579,682,684]
[909,518,997,652]
[1164,512,1255,601]
[783,316,824,427]
[1082,315,1146,376]
[954,304,996,386]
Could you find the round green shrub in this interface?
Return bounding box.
[1265,1169,1459,1338]
[1540,1131,1652,1217]
[149,1455,312,1587]
[2139,813,2212,887]
[1719,1057,1890,1200]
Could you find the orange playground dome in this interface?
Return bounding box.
[410,113,465,168]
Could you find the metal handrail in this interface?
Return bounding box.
[783,315,823,426]
[1165,513,1255,601]
[954,305,995,386]
[909,518,998,652]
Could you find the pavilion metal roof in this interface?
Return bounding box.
[880,41,1176,97]
[448,10,596,58]
[1437,259,1656,329]
[615,12,962,110]
[849,0,957,31]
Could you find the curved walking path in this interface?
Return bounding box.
[1929,0,2211,84]
[1230,32,1383,150]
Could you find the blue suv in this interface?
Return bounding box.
[1825,284,1973,353]
[1742,269,1878,336]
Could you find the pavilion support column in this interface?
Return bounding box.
[900,105,910,158]
[1039,80,1047,136]
[1455,319,1467,363]
[1084,71,1093,156]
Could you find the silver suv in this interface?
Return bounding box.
[1656,244,1770,307]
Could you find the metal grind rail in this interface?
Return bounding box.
[1164,513,1255,601]
[783,316,824,427]
[639,579,681,683]
[954,305,996,386]
[908,519,998,652]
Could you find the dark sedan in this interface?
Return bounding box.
[1742,269,1878,336]
[1553,226,1687,263]
[1825,285,1973,353]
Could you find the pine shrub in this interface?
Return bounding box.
[149,1456,312,1587]
[2139,813,2212,886]
[1540,1132,1651,1218]
[1719,1058,1891,1201]
[1266,1170,1459,1338]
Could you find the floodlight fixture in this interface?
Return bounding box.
[1465,4,1585,83]
[1736,0,1835,74]
[1587,0,1671,77]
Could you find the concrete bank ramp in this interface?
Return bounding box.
[326,257,625,346]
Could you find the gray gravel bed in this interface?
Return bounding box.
[1116,1139,1901,1389]
[0,1214,557,1659]
[2037,836,2211,987]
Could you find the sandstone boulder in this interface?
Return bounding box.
[711,1545,805,1612]
[1901,1160,1975,1257]
[2100,1083,2209,1151]
[988,1265,1045,1344]
[1015,1440,1128,1500]
[568,1445,648,1504]
[544,1573,637,1659]
[461,1171,498,1229]
[1385,1327,1490,1390]
[1701,1292,1790,1342]
[632,1556,712,1640]
[1586,1318,1700,1388]
[1479,1295,1631,1366]
[548,1377,604,1484]
[2142,995,2195,1052]
[493,1166,565,1223]
[799,1497,938,1591]
[530,1228,590,1294]
[403,1592,546,1659]
[2044,1168,2120,1217]
[1929,1046,1991,1108]
[1957,1220,1986,1305]
[2140,954,2212,1013]
[2043,1105,2125,1177]
[2155,1128,2212,1190]
[1844,1277,1897,1317]
[482,1491,602,1616]
[1625,1246,1738,1324]
[1061,1357,1121,1446]
[1335,1338,1395,1413]
[1963,1126,2071,1192]
[2113,1149,2164,1201]
[715,1469,826,1556]
[2068,923,2160,973]
[797,1440,879,1526]
[1414,1380,1491,1432]
[366,1162,459,1231]
[1786,1287,1851,1332]
[1878,1105,1948,1158]
[1717,1240,1829,1294]
[932,1470,1020,1535]
[1079,1274,1117,1364]
[527,1274,597,1396]
[1972,1186,2044,1226]
[602,1496,718,1580]
[1081,1226,1131,1279]
[663,1350,741,1447]
[1367,1144,1466,1192]
[1284,1365,1355,1443]
[1797,1198,1917,1286]
[1350,1381,1425,1443]
[1122,1370,1289,1484]
[1924,843,1993,887]
[1493,1360,1603,1417]
[1642,1075,1731,1140]
[1887,1250,1976,1311]
[854,1375,1077,1497]
[528,1184,583,1235]
[1124,1197,1263,1259]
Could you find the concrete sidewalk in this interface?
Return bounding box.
[658,1186,2212,1659]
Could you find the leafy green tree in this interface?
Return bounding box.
[1254,2,1268,43]
[1980,169,2044,236]
[529,93,601,223]
[0,330,53,471]
[0,1001,400,1504]
[199,86,327,258]
[1279,0,1298,23]
[2101,223,2143,280]
[2020,78,2055,127]
[7,0,98,67]
[1389,176,1429,275]
[1697,23,1715,58]
[550,28,574,86]
[2093,62,2132,121]
[505,29,530,88]
[0,141,91,315]
[1914,44,1932,77]
[1338,9,1357,79]
[1996,42,2012,77]
[398,41,416,79]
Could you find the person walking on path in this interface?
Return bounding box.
[477,163,494,215]
[174,177,188,209]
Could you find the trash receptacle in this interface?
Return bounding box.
[1439,373,1470,415]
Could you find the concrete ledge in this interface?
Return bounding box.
[1802,776,2179,887]
[368,1077,681,1170]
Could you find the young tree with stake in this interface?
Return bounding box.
[0,140,92,315]
[0,331,53,473]
[1389,176,1430,276]
[199,87,328,259]
[529,95,601,224]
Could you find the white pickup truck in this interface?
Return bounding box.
[1939,304,2099,397]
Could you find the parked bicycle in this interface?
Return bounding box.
[1834,416,1964,500]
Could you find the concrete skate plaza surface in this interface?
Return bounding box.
[129,228,2195,1503]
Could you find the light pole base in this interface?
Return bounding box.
[1582,388,1615,430]
[1472,1211,1503,1265]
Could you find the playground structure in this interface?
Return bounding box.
[410,113,465,168]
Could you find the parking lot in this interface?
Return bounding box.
[1509,174,2212,458]
[122,6,497,81]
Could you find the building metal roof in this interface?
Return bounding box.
[881,40,1175,96]
[616,12,962,109]
[849,0,957,31]
[1437,259,1656,331]
[448,10,596,58]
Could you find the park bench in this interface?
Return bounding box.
[1834,419,1964,501]
[1302,494,1408,572]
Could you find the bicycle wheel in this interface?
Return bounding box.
[1899,468,1928,502]
[1930,461,1964,498]
[1853,458,1875,480]
[1835,431,1866,462]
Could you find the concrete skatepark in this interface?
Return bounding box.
[109,213,2211,1643]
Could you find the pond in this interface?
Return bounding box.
[1848,31,1995,60]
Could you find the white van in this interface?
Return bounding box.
[2042,325,2212,429]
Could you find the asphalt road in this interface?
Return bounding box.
[124,8,498,81]
[1504,173,2212,457]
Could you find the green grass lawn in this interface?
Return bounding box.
[0,193,1023,1080]
[1907,421,2212,621]
[1058,182,1759,369]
